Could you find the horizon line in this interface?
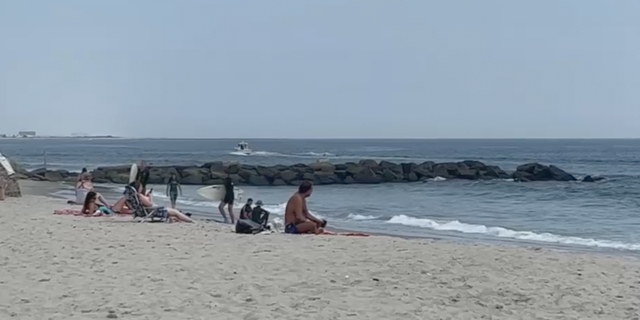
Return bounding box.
[10,136,640,140]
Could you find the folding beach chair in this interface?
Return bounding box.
[123,185,165,223]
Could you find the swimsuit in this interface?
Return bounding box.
[97,205,113,215]
[284,223,299,234]
[241,204,252,220]
[222,182,234,204]
[168,180,179,202]
[152,207,169,220]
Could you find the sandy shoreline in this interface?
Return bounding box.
[1,183,640,319]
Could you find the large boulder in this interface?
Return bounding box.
[359,159,378,168]
[43,170,69,182]
[513,163,576,182]
[314,172,339,185]
[381,168,403,182]
[256,166,278,180]
[279,170,300,183]
[480,166,510,179]
[353,168,382,184]
[581,175,605,183]
[310,161,336,173]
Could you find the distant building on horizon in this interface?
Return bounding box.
[17,131,36,138]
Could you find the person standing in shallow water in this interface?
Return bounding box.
[218,177,235,224]
[165,173,182,209]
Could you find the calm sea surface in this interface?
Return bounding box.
[2,138,640,253]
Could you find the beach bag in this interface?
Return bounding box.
[235,219,265,234]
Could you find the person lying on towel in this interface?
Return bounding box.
[284,181,326,234]
[82,191,114,216]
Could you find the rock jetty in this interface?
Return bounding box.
[16,160,584,186]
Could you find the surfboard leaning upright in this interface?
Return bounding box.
[128,163,139,184]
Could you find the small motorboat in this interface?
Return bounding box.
[234,141,252,154]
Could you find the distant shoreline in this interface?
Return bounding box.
[2,136,640,140]
[0,135,121,139]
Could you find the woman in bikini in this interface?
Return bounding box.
[75,170,110,207]
[81,191,114,216]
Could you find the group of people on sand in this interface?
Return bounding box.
[215,177,325,234]
[238,198,271,228]
[72,163,326,233]
[122,161,193,223]
[72,162,192,223]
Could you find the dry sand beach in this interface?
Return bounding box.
[1,183,639,319]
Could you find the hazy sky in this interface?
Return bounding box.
[1,1,639,139]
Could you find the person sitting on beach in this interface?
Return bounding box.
[284,181,324,234]
[218,177,235,224]
[77,168,90,183]
[82,191,114,216]
[165,173,182,209]
[251,200,270,228]
[74,172,110,207]
[240,198,253,220]
[131,181,195,223]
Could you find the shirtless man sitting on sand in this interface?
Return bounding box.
[284,181,325,234]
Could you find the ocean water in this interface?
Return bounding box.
[2,138,640,252]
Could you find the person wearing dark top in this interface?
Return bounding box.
[136,161,151,193]
[218,177,235,224]
[165,173,182,209]
[240,198,253,220]
[251,200,270,227]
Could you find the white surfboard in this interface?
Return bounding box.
[128,163,138,184]
[0,152,15,176]
[197,185,244,202]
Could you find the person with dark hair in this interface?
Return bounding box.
[240,198,253,220]
[135,161,149,191]
[218,177,235,224]
[73,167,110,207]
[76,168,89,184]
[81,191,113,216]
[284,181,325,234]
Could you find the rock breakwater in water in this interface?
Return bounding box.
[14,159,598,186]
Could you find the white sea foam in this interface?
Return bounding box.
[300,152,335,157]
[386,215,640,251]
[347,214,378,221]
